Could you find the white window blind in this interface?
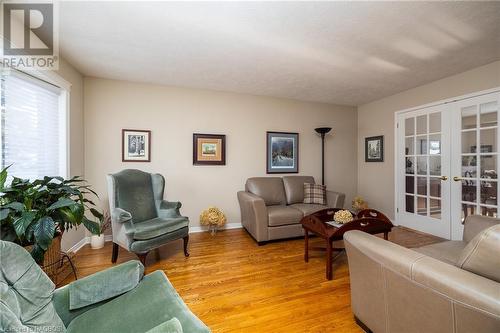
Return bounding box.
[1,71,67,180]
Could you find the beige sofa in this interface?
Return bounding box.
[344,215,500,333]
[237,176,345,244]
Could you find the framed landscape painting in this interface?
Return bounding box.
[365,135,384,162]
[122,129,151,162]
[193,133,226,165]
[266,131,299,173]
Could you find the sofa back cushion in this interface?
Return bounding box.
[112,169,158,223]
[456,224,500,283]
[283,176,315,205]
[463,215,500,243]
[0,241,65,332]
[246,177,286,206]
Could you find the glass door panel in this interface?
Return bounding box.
[451,92,500,240]
[397,106,451,239]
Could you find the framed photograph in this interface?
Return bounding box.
[122,129,151,162]
[193,133,226,165]
[266,131,299,174]
[365,135,384,162]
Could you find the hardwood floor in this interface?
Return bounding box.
[63,227,442,333]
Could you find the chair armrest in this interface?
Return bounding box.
[326,190,345,208]
[157,200,182,218]
[237,191,268,242]
[463,215,500,242]
[111,207,132,223]
[68,260,144,310]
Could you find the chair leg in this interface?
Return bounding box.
[137,252,149,266]
[183,235,190,257]
[111,243,119,263]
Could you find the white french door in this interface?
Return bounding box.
[397,105,451,239]
[396,90,500,240]
[450,93,500,239]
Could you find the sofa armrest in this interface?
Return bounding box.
[463,215,500,242]
[53,285,114,327]
[111,207,132,224]
[326,190,345,208]
[237,191,269,242]
[157,200,183,219]
[344,231,500,332]
[68,260,144,310]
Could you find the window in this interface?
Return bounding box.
[1,71,68,180]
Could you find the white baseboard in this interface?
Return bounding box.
[68,224,243,253]
[67,237,89,253]
[189,223,243,233]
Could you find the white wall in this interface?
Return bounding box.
[84,78,358,227]
[357,60,500,220]
[55,58,87,251]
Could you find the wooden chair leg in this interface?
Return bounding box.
[183,235,190,257]
[137,252,148,266]
[111,243,119,263]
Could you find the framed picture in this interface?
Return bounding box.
[193,133,226,165]
[122,129,151,162]
[365,135,384,162]
[266,131,299,174]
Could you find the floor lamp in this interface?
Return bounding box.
[315,127,332,186]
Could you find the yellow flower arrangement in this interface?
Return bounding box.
[334,210,353,224]
[352,196,368,212]
[200,207,226,228]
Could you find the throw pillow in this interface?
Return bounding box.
[303,183,326,205]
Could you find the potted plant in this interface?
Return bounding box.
[0,166,102,264]
[90,211,111,249]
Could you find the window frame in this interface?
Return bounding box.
[1,67,72,179]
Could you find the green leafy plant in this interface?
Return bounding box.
[0,166,102,263]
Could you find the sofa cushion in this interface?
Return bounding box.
[267,206,303,227]
[289,203,328,216]
[246,177,286,206]
[69,260,144,310]
[456,224,500,283]
[463,215,500,242]
[303,183,326,205]
[66,271,210,333]
[283,176,315,205]
[414,241,467,265]
[133,217,189,240]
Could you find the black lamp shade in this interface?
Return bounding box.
[315,127,332,135]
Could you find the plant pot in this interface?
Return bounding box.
[90,234,105,249]
[24,234,61,279]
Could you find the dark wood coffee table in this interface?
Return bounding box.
[301,208,393,280]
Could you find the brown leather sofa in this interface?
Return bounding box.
[237,176,345,244]
[344,215,500,333]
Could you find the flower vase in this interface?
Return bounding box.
[209,225,218,236]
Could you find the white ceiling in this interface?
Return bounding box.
[59,1,500,106]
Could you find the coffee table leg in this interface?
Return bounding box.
[304,229,309,262]
[326,240,333,280]
[384,231,389,240]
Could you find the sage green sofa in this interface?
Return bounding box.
[0,240,210,333]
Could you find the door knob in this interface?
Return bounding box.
[453,176,462,181]
[440,176,448,181]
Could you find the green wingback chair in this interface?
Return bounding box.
[107,169,190,265]
[0,240,210,333]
